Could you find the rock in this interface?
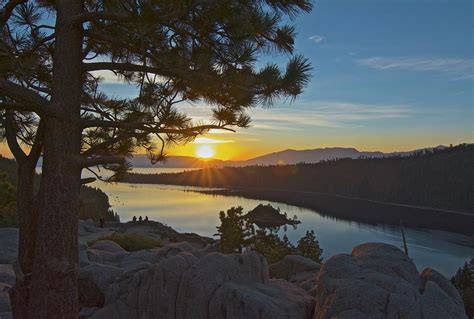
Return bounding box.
[79,242,91,267]
[0,287,11,315]
[79,219,96,234]
[137,252,199,318]
[419,268,467,319]
[200,241,221,254]
[269,255,321,280]
[152,242,200,262]
[314,243,468,319]
[91,251,199,319]
[176,251,269,319]
[79,307,100,318]
[0,228,18,264]
[86,249,129,266]
[0,265,15,286]
[118,248,161,269]
[90,240,125,253]
[209,279,315,319]
[79,263,124,307]
[92,249,315,319]
[288,270,319,294]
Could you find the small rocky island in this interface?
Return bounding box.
[245,204,301,228]
[0,219,468,319]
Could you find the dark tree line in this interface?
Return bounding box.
[127,144,474,213]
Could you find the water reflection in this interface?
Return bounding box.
[94,179,473,277]
[36,167,473,276]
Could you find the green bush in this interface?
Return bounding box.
[93,233,162,251]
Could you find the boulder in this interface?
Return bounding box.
[0,284,11,315]
[91,251,200,319]
[118,248,161,269]
[314,243,468,319]
[79,307,100,319]
[90,240,125,253]
[288,270,319,295]
[79,242,91,267]
[152,241,201,263]
[86,249,129,266]
[0,228,18,264]
[79,263,124,307]
[269,255,321,280]
[209,279,315,319]
[79,219,96,235]
[175,251,269,319]
[91,249,316,319]
[0,264,15,286]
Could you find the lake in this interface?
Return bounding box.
[85,167,474,277]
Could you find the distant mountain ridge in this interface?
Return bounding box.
[129,145,449,168]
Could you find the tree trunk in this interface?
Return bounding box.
[27,1,84,317]
[10,162,38,319]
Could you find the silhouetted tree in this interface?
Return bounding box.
[215,206,254,253]
[451,259,474,317]
[296,230,323,263]
[216,205,323,264]
[0,0,312,316]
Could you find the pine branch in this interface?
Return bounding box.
[0,79,52,115]
[0,0,26,27]
[78,155,127,168]
[79,118,236,134]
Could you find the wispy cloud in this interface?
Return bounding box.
[356,57,474,80]
[308,35,325,44]
[248,102,412,131]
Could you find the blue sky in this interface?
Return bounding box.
[95,0,473,159]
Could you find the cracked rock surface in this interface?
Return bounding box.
[314,243,467,319]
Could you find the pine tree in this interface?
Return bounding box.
[0,0,312,316]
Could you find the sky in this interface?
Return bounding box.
[1,0,473,160]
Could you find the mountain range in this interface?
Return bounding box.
[130,145,448,168]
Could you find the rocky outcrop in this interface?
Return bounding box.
[90,240,125,253]
[89,246,316,319]
[0,225,468,319]
[0,265,13,318]
[0,228,18,264]
[269,255,321,295]
[270,255,321,280]
[314,243,468,319]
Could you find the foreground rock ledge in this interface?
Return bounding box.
[0,224,468,319]
[314,243,467,319]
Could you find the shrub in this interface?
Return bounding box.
[296,230,323,263]
[215,206,254,253]
[93,233,162,251]
[216,205,323,263]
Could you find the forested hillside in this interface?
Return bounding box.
[125,144,474,213]
[0,156,119,226]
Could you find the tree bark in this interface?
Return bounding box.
[26,1,84,317]
[9,161,38,319]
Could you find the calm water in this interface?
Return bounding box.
[85,167,474,277]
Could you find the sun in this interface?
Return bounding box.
[196,145,215,159]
